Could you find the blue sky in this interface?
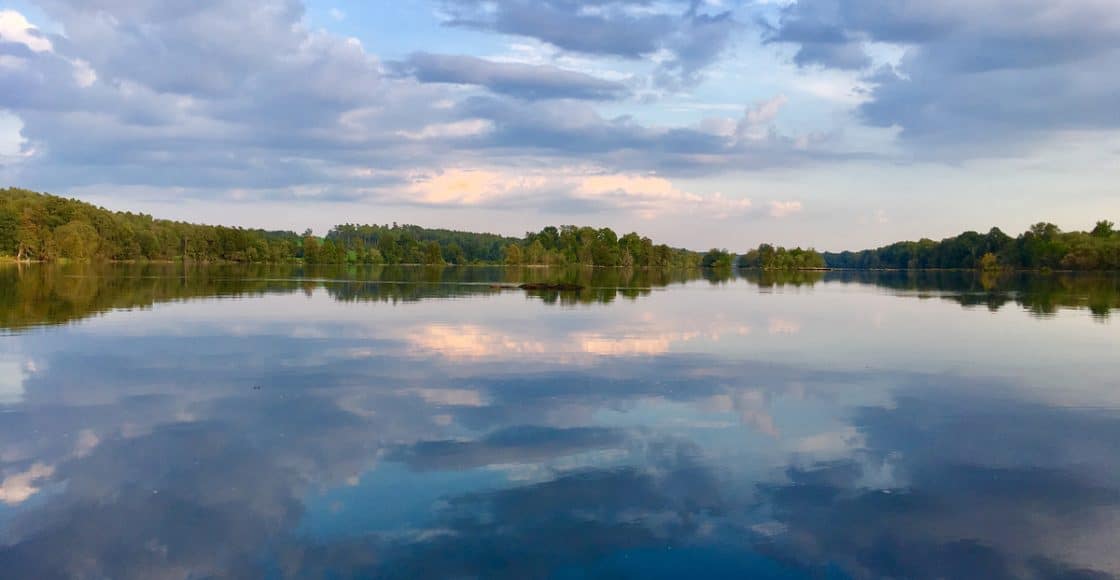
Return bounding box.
[0,0,1117,250]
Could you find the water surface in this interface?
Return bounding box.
[1,265,1117,578]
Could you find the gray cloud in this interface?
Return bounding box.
[453,94,817,175]
[657,3,741,87]
[33,0,314,98]
[397,52,631,100]
[440,0,672,57]
[439,0,739,87]
[0,0,1114,212]
[0,0,804,207]
[765,0,1120,149]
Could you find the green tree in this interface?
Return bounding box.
[423,240,444,264]
[55,221,101,261]
[701,248,733,269]
[0,207,18,254]
[320,239,345,263]
[1092,220,1115,238]
[591,228,620,266]
[302,235,321,263]
[16,208,42,261]
[739,244,824,270]
[504,243,523,265]
[444,243,465,265]
[978,252,1000,271]
[378,232,399,264]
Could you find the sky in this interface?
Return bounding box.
[0,0,1117,251]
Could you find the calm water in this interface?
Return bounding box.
[0,265,1118,579]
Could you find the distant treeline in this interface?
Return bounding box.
[0,188,699,267]
[1,187,301,262]
[697,245,825,271]
[327,223,699,268]
[6,188,1116,271]
[824,223,1119,271]
[739,245,826,270]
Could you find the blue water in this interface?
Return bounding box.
[0,266,1116,578]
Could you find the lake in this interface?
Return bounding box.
[0,264,1117,579]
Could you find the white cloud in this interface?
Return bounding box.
[0,11,96,92]
[396,166,753,217]
[0,10,52,53]
[404,168,546,206]
[792,73,870,106]
[738,95,789,141]
[698,95,793,143]
[574,174,752,218]
[768,200,803,217]
[575,174,700,217]
[397,119,495,141]
[71,58,97,87]
[745,95,788,126]
[0,111,28,160]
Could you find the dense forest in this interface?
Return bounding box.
[4,188,1117,271]
[1,187,302,262]
[0,188,699,267]
[327,223,699,268]
[824,222,1120,271]
[700,248,734,269]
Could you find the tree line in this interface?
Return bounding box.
[697,245,826,271]
[1,188,303,262]
[823,222,1120,271]
[0,188,700,267]
[727,222,1119,272]
[324,223,699,267]
[5,188,1116,271]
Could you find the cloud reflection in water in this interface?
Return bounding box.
[0,267,1117,578]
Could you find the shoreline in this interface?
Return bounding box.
[1,259,1118,274]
